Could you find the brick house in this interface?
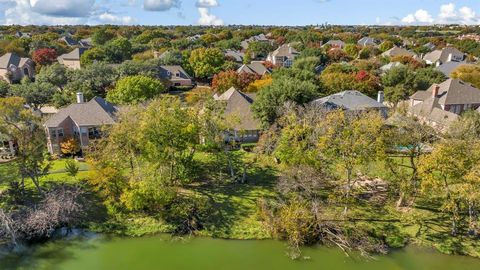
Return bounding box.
[44,93,118,155]
[409,79,480,131]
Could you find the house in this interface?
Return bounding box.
[311,90,388,117]
[458,34,480,43]
[225,50,245,63]
[409,79,480,131]
[58,36,79,47]
[380,62,404,73]
[241,33,270,50]
[0,53,35,83]
[0,133,15,156]
[423,47,465,66]
[44,93,118,155]
[79,38,93,48]
[381,46,417,58]
[15,31,31,39]
[213,87,261,143]
[266,44,299,68]
[58,48,87,70]
[358,37,377,47]
[187,34,202,42]
[159,65,193,88]
[237,62,270,76]
[435,61,469,78]
[323,40,346,49]
[423,42,436,51]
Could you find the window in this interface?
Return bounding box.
[56,128,64,137]
[23,68,29,76]
[175,72,180,77]
[88,127,101,139]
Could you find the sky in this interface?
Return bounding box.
[0,0,479,26]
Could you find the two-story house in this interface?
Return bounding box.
[409,79,480,131]
[158,65,193,88]
[58,48,88,70]
[0,53,35,83]
[44,93,118,155]
[423,47,466,66]
[213,87,261,143]
[266,44,299,68]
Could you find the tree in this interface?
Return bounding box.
[64,159,79,178]
[246,41,274,58]
[344,44,359,58]
[0,80,10,97]
[106,75,165,105]
[244,76,273,93]
[80,47,106,66]
[65,62,117,99]
[158,50,183,65]
[0,97,49,194]
[35,63,68,89]
[9,79,56,109]
[32,48,57,67]
[384,114,437,207]
[60,137,81,156]
[379,41,394,52]
[419,139,480,235]
[252,70,321,126]
[451,65,480,88]
[316,110,385,215]
[188,48,225,78]
[104,38,132,63]
[211,70,259,94]
[92,28,115,46]
[448,111,480,140]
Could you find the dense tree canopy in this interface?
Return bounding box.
[106,75,165,105]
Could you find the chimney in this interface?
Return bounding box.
[377,91,384,104]
[76,92,84,103]
[447,53,453,62]
[432,85,440,98]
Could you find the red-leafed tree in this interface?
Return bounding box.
[212,70,260,94]
[32,48,57,66]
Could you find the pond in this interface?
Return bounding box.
[2,235,480,270]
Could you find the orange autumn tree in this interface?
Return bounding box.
[60,137,80,156]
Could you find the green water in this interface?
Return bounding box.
[2,235,480,270]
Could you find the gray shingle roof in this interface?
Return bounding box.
[436,61,468,78]
[44,97,117,128]
[0,53,31,69]
[381,46,417,58]
[58,48,88,61]
[423,47,465,64]
[159,65,191,80]
[237,62,270,76]
[311,90,387,111]
[411,79,480,105]
[213,87,261,131]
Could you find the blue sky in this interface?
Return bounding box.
[0,0,479,26]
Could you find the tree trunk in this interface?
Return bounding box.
[343,168,352,216]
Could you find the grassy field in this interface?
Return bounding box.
[1,153,479,257]
[0,159,90,191]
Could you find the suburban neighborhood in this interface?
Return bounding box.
[1,1,480,269]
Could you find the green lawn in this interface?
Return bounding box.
[0,159,90,191]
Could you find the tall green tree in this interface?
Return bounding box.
[106,75,165,105]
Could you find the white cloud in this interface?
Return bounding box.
[401,3,480,25]
[3,0,87,25]
[98,12,135,25]
[196,0,218,8]
[30,0,94,17]
[197,7,223,25]
[438,3,456,21]
[401,14,416,24]
[144,0,181,11]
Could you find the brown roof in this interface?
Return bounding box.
[409,96,459,129]
[381,46,417,58]
[213,87,261,131]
